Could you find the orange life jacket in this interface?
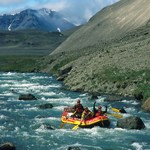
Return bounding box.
[95,109,103,116]
[75,104,83,113]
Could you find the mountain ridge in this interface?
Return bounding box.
[0,8,75,32]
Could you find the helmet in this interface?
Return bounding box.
[77,99,80,103]
[84,107,88,110]
[98,106,102,109]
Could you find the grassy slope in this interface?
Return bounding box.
[0,30,67,56]
[41,22,150,101]
[40,0,150,100]
[0,30,68,72]
[51,0,150,55]
[0,55,41,72]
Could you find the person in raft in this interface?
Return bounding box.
[80,107,93,124]
[93,101,107,117]
[72,99,84,118]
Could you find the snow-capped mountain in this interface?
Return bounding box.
[0,8,75,32]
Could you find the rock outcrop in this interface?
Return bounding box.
[38,103,53,109]
[19,94,37,100]
[67,146,81,150]
[0,142,15,150]
[117,116,145,130]
[142,97,150,112]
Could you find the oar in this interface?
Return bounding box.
[60,122,65,128]
[111,107,126,113]
[72,124,79,130]
[72,119,83,130]
[105,113,123,119]
[111,108,120,113]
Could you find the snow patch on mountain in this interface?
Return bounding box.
[8,24,12,31]
[57,28,61,32]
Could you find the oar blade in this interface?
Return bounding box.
[111,108,120,113]
[60,122,65,128]
[72,125,79,130]
[106,113,123,119]
[110,113,123,118]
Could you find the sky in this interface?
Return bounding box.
[0,0,119,25]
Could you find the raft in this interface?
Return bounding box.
[61,107,110,128]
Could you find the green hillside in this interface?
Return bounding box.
[41,0,150,101]
[0,30,68,72]
[0,30,67,56]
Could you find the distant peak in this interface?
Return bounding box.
[39,8,54,14]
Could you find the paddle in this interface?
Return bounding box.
[72,118,84,130]
[105,113,123,119]
[60,122,65,128]
[111,107,127,113]
[111,107,120,113]
[72,124,79,130]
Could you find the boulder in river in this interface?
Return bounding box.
[0,142,15,150]
[142,97,150,112]
[43,124,55,130]
[117,116,145,130]
[67,146,81,150]
[18,94,37,100]
[88,93,99,100]
[38,103,53,109]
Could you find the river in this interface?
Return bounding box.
[0,72,150,150]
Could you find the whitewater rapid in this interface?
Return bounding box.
[0,72,150,150]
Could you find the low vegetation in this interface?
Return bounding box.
[0,55,41,72]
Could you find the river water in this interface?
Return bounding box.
[0,72,149,150]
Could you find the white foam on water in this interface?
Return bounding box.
[30,76,52,80]
[131,142,143,150]
[24,107,38,111]
[35,125,49,133]
[79,93,88,97]
[0,80,17,83]
[114,127,127,131]
[0,84,11,87]
[22,131,30,137]
[0,125,6,131]
[46,117,60,121]
[12,83,39,88]
[35,117,60,122]
[144,121,150,129]
[54,106,67,111]
[0,101,6,104]
[1,108,13,112]
[126,107,136,113]
[45,97,74,104]
[14,127,20,132]
[0,114,8,120]
[0,92,14,96]
[39,92,56,96]
[4,72,17,76]
[131,101,139,105]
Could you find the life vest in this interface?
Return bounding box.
[95,109,103,116]
[75,104,83,113]
[82,110,93,120]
